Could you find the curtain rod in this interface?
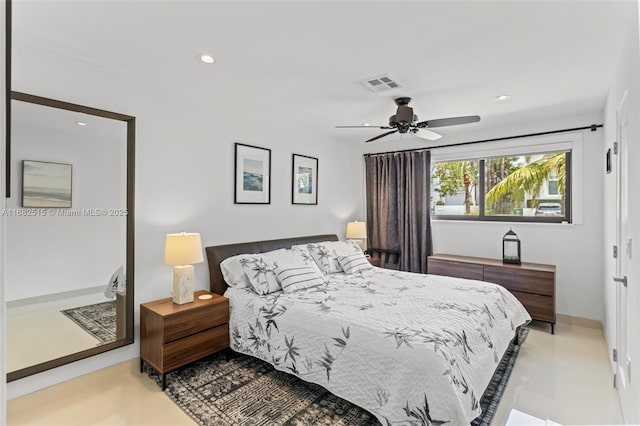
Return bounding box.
[363,123,603,157]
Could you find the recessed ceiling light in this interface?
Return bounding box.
[495,94,511,102]
[200,54,215,64]
[76,121,87,126]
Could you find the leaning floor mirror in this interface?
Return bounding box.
[5,92,135,381]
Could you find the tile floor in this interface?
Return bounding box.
[6,292,107,372]
[7,319,622,425]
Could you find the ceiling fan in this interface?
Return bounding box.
[336,97,480,143]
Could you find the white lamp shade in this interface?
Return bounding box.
[346,221,367,239]
[163,232,204,266]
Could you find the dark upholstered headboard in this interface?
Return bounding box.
[205,234,338,295]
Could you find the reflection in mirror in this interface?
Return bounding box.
[6,92,135,381]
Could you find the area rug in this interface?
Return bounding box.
[158,328,528,425]
[61,301,116,344]
[471,328,528,426]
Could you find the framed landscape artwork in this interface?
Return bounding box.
[292,154,318,205]
[234,143,271,204]
[22,160,72,208]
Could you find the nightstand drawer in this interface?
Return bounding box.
[163,323,230,371]
[163,300,229,343]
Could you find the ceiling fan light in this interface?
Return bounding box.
[200,54,215,64]
[416,129,442,141]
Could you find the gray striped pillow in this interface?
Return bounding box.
[337,253,372,274]
[274,265,324,293]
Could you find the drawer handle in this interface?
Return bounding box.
[613,276,628,287]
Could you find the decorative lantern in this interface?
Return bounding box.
[502,228,521,265]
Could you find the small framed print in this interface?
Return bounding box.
[292,154,318,205]
[606,148,612,174]
[22,160,72,208]
[234,143,271,204]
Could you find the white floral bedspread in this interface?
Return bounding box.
[225,267,531,425]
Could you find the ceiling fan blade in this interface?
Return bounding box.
[365,130,398,143]
[336,125,391,129]
[416,115,481,128]
[415,128,442,141]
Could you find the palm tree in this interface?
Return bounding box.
[485,153,566,211]
[432,160,477,214]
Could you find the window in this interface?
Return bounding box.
[548,178,559,196]
[431,160,480,216]
[431,150,571,223]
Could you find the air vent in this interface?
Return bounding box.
[360,74,402,93]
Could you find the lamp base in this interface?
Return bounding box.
[350,239,367,252]
[172,265,195,304]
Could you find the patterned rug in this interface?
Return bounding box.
[61,301,117,344]
[471,328,528,426]
[157,328,528,425]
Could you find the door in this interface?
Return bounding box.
[614,90,632,419]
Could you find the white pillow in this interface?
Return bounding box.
[240,248,316,295]
[240,258,281,295]
[306,240,362,274]
[220,255,253,288]
[104,265,125,299]
[337,253,373,274]
[290,245,323,275]
[275,264,324,293]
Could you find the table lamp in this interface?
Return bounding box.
[346,221,367,251]
[163,232,204,304]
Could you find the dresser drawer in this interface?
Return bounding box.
[163,300,229,343]
[427,258,484,281]
[484,265,554,296]
[163,323,230,371]
[509,290,554,322]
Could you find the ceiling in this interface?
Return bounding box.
[11,0,635,143]
[12,99,126,141]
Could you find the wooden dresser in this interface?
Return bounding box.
[140,290,230,389]
[427,254,556,333]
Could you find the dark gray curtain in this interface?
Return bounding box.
[365,150,432,273]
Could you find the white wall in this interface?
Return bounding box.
[603,2,640,422]
[6,112,126,300]
[6,36,365,398]
[366,111,605,322]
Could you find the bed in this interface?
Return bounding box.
[205,234,531,425]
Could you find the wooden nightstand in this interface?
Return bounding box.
[366,248,401,270]
[140,290,230,389]
[368,257,381,267]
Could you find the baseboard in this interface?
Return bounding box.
[7,285,104,309]
[556,313,602,330]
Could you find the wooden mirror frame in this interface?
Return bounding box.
[6,91,136,382]
[5,0,11,198]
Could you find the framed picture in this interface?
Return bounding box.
[292,154,318,205]
[22,160,72,208]
[234,143,271,204]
